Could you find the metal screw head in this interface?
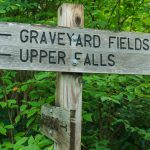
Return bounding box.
[72,35,77,42]
[72,59,78,66]
[49,130,52,135]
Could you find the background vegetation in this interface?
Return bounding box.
[0,0,150,150]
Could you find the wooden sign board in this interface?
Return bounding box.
[0,22,150,75]
[41,104,75,148]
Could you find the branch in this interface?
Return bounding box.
[105,0,121,29]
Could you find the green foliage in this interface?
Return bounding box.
[82,74,150,149]
[0,0,150,150]
[0,70,55,149]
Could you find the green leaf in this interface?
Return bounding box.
[48,145,54,150]
[21,84,28,92]
[34,134,44,143]
[34,72,50,80]
[145,133,150,140]
[0,94,4,99]
[15,115,21,124]
[0,126,6,135]
[14,137,28,150]
[14,132,25,142]
[8,99,16,107]
[127,93,135,101]
[28,101,41,107]
[5,124,14,129]
[0,102,7,108]
[27,108,38,118]
[38,139,52,147]
[26,117,35,127]
[28,136,35,145]
[83,113,93,122]
[2,141,13,149]
[22,144,40,150]
[0,9,6,14]
[20,104,27,112]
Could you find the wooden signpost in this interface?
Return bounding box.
[55,4,83,150]
[0,16,150,74]
[0,3,150,150]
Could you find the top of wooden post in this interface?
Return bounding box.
[58,3,84,28]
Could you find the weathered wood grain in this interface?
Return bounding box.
[0,21,150,74]
[55,3,84,150]
[41,104,75,147]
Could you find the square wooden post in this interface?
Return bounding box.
[55,3,84,150]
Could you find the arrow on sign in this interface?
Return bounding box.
[0,53,11,56]
[0,33,12,36]
[0,33,12,57]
